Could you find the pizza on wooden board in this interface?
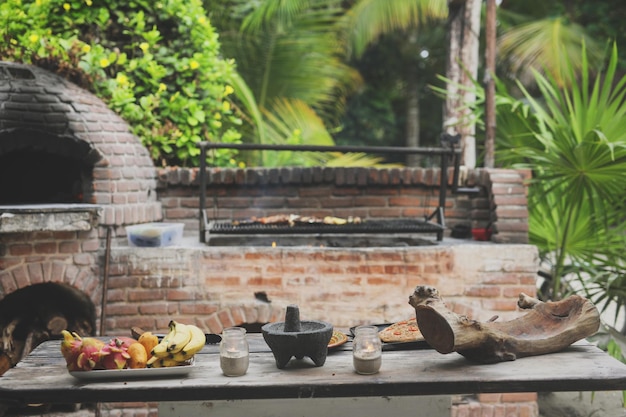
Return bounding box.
[378,317,424,343]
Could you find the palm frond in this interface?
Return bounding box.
[257,98,393,168]
[227,71,266,145]
[343,0,447,57]
[240,0,317,32]
[225,1,361,119]
[498,17,605,86]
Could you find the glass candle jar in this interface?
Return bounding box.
[219,327,249,377]
[352,325,382,375]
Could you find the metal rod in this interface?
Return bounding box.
[198,142,460,157]
[438,152,448,228]
[199,145,207,243]
[99,226,112,336]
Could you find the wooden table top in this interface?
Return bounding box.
[1,334,626,407]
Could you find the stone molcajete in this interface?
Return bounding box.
[262,305,333,369]
[409,285,601,364]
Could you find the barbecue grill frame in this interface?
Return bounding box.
[197,138,465,244]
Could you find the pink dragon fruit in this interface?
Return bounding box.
[100,337,132,370]
[60,330,106,371]
[60,330,83,371]
[75,337,106,371]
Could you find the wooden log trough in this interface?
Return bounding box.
[409,285,601,364]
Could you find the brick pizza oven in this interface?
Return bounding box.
[0,61,161,371]
[0,62,540,416]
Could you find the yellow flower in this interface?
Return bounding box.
[99,58,110,68]
[116,74,129,86]
[63,3,71,11]
[238,161,246,169]
[158,83,167,93]
[189,60,200,70]
[81,44,91,53]
[214,113,222,120]
[293,129,302,136]
[198,16,206,24]
[85,0,92,5]
[222,101,231,112]
[28,34,39,43]
[139,42,149,53]
[223,85,234,96]
[229,158,236,165]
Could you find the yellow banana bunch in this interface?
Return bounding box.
[147,356,185,368]
[169,324,206,362]
[167,321,193,354]
[148,321,206,367]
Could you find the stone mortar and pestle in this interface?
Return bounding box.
[262,305,333,369]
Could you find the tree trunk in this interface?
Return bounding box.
[405,86,421,167]
[405,85,420,162]
[484,0,497,168]
[444,0,482,168]
[405,30,421,167]
[443,1,462,136]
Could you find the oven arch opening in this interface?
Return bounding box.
[0,129,102,205]
[0,282,97,375]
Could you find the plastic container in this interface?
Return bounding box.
[126,223,184,247]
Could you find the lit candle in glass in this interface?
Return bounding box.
[220,327,249,377]
[352,325,382,375]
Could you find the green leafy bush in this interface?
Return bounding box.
[0,0,243,167]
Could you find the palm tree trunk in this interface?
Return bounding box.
[405,79,421,167]
[484,0,497,168]
[444,0,482,168]
[406,31,421,167]
[444,1,462,135]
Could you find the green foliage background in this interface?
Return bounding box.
[0,0,243,167]
[477,45,626,312]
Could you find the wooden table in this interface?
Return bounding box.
[2,334,626,416]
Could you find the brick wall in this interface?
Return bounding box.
[476,169,532,244]
[104,244,538,333]
[453,393,538,417]
[0,229,101,303]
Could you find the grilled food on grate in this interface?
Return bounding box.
[233,214,361,227]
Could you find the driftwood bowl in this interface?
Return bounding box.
[262,305,333,369]
[409,285,601,364]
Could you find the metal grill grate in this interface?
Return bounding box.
[207,219,444,236]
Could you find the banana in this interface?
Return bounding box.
[166,321,192,354]
[147,355,160,367]
[147,356,187,368]
[169,324,206,362]
[151,322,177,358]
